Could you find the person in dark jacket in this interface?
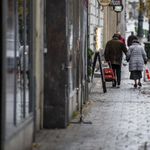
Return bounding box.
[127,31,138,47]
[104,34,127,87]
[126,39,147,88]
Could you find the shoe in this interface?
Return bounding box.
[117,84,120,88]
[112,80,116,87]
[134,84,137,88]
[138,82,142,87]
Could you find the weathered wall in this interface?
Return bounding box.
[5,121,33,150]
[43,0,69,128]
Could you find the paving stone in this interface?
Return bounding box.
[32,63,150,150]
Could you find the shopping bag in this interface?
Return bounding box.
[143,65,150,82]
[103,68,115,82]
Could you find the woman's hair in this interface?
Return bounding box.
[132,39,139,43]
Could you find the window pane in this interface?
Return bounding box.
[25,0,30,116]
[69,0,74,92]
[17,0,30,123]
[17,0,24,123]
[5,0,15,135]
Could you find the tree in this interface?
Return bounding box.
[136,0,150,35]
[144,0,150,20]
[17,0,29,44]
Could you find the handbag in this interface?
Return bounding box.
[126,44,139,62]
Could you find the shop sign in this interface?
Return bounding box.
[109,0,122,6]
[98,0,111,6]
[113,5,123,13]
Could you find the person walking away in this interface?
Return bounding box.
[117,31,126,46]
[126,39,148,88]
[117,31,127,65]
[104,34,127,87]
[127,31,138,47]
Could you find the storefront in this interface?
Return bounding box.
[1,0,34,150]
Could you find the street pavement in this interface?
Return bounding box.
[30,62,150,150]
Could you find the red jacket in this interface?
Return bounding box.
[119,36,126,47]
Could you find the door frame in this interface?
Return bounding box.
[0,0,6,150]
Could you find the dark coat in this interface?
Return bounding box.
[104,37,127,65]
[127,35,138,47]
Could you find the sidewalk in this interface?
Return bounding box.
[30,62,150,150]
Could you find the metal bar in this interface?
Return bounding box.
[14,0,17,125]
[30,0,35,142]
[85,0,89,101]
[23,0,26,118]
[149,20,150,34]
[91,52,98,81]
[98,52,107,93]
[80,83,83,122]
[1,0,7,149]
[29,0,32,113]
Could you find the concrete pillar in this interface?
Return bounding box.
[43,0,69,128]
[34,0,44,130]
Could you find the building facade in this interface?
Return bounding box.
[0,0,118,150]
[1,0,91,149]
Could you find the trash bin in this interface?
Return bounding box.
[143,42,150,59]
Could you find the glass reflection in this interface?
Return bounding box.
[16,0,30,123]
[17,0,23,123]
[69,0,74,92]
[25,0,30,117]
[6,0,15,134]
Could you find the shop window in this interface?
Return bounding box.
[5,0,33,137]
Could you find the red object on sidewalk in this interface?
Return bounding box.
[103,68,115,82]
[146,69,150,79]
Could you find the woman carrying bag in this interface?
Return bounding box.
[126,39,148,88]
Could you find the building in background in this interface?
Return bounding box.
[126,0,149,41]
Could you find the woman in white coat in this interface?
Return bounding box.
[126,39,148,88]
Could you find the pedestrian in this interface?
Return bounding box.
[127,31,138,47]
[117,31,126,46]
[117,31,126,65]
[126,39,148,88]
[104,34,127,87]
